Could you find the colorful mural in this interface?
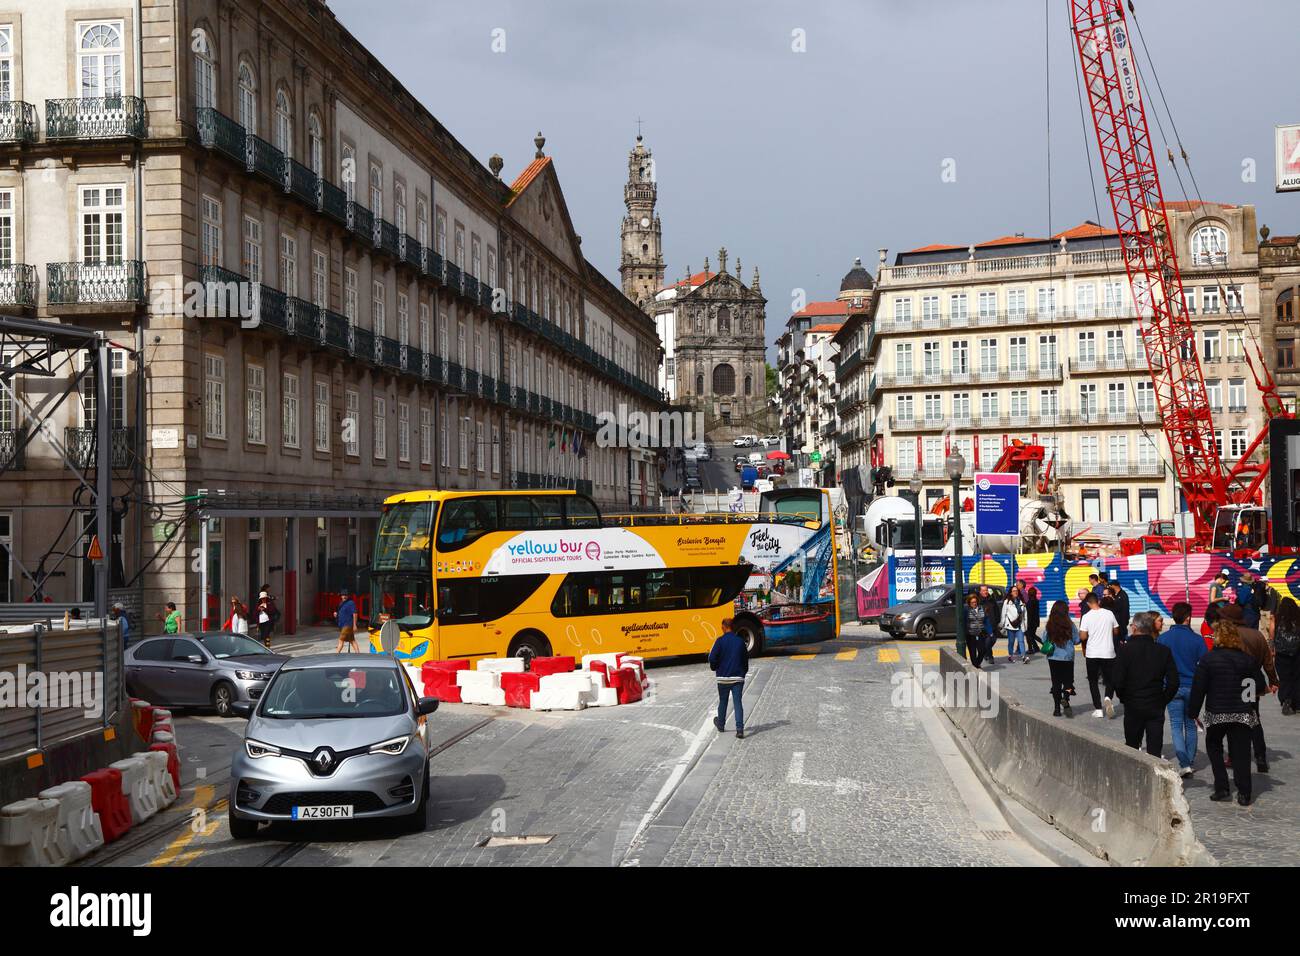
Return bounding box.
[857,551,1300,620]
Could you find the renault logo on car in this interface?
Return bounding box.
[312,747,335,773]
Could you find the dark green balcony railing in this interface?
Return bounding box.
[353,325,373,363]
[377,335,401,369]
[464,368,480,395]
[319,180,347,223]
[400,235,422,271]
[424,250,444,285]
[47,261,145,305]
[323,309,350,351]
[374,219,400,258]
[0,264,38,307]
[445,261,462,293]
[284,158,317,206]
[246,134,285,185]
[347,201,373,242]
[0,427,26,470]
[480,280,496,312]
[445,361,465,392]
[399,343,412,374]
[195,107,246,164]
[461,274,479,304]
[0,100,38,143]
[284,296,317,341]
[46,95,146,140]
[255,283,288,332]
[64,426,132,469]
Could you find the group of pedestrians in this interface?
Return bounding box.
[963,579,1041,667]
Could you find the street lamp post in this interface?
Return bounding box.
[909,474,924,602]
[946,451,967,658]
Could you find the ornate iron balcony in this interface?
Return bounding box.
[284,158,317,206]
[347,201,373,242]
[47,261,146,305]
[64,426,133,469]
[195,107,245,164]
[245,134,285,185]
[0,100,38,143]
[0,264,37,307]
[46,95,146,140]
[319,180,347,224]
[0,427,26,470]
[374,219,400,258]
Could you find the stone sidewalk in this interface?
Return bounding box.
[971,644,1299,866]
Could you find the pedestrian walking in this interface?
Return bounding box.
[1044,601,1081,717]
[964,593,986,669]
[1088,573,1106,602]
[1105,582,1131,643]
[1201,602,1221,652]
[1023,581,1042,654]
[1001,586,1027,663]
[1080,593,1120,718]
[979,585,1001,664]
[1272,597,1300,715]
[109,603,130,646]
[336,590,359,653]
[1188,620,1269,806]
[156,601,182,634]
[1075,588,1090,620]
[223,596,249,635]
[1157,602,1208,777]
[1207,571,1229,610]
[1236,570,1262,628]
[1112,611,1179,757]
[709,617,749,738]
[1219,603,1278,772]
[255,589,279,649]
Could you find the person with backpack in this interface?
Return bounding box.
[1189,620,1269,806]
[255,588,279,648]
[1043,601,1081,717]
[1001,586,1028,663]
[1271,596,1300,716]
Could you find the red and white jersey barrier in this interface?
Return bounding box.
[419,653,649,711]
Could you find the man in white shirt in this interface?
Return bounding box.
[1080,593,1121,718]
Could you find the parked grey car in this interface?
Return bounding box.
[227,654,439,837]
[124,632,287,717]
[879,584,1005,640]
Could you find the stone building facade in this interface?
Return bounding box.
[1258,225,1300,411]
[0,0,663,629]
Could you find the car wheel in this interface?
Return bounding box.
[212,681,236,717]
[228,803,259,840]
[403,762,430,833]
[734,617,764,657]
[508,631,551,666]
[916,619,937,641]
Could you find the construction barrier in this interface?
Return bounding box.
[81,768,131,843]
[149,742,181,793]
[141,750,178,807]
[420,655,648,711]
[131,698,154,744]
[109,755,159,825]
[38,781,104,863]
[0,797,64,866]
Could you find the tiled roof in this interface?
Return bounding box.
[794,300,849,318]
[905,242,965,253]
[807,322,845,334]
[507,157,550,205]
[1052,221,1117,240]
[979,234,1048,247]
[1162,200,1235,211]
[661,270,717,292]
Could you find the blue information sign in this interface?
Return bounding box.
[974,472,1020,536]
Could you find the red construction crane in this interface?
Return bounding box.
[1068,0,1292,552]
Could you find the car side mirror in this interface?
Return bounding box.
[417,696,440,716]
[230,701,253,719]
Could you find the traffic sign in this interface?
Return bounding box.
[973,472,1019,536]
[1277,124,1300,192]
[86,535,103,561]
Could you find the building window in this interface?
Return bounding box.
[314,380,329,453]
[417,199,429,249]
[245,364,265,445]
[476,420,486,474]
[369,163,382,216]
[1037,287,1056,318]
[311,250,326,307]
[80,185,124,264]
[237,61,256,133]
[893,298,912,325]
[945,293,964,323]
[193,31,215,110]
[980,391,999,418]
[1007,288,1027,317]
[435,209,447,256]
[398,401,410,462]
[1202,329,1221,361]
[439,412,449,467]
[397,292,409,345]
[1136,380,1156,416]
[1079,383,1098,418]
[979,338,997,374]
[419,304,431,355]
[1191,224,1228,264]
[1081,489,1101,523]
[1075,283,1096,318]
[1077,330,1096,363]
[241,215,262,283]
[78,21,124,98]
[977,291,996,319]
[492,425,501,474]
[204,353,225,439]
[344,267,358,323]
[372,280,385,337]
[307,112,323,177]
[344,388,359,456]
[341,144,355,201]
[282,372,299,448]
[1110,489,1130,522]
[1008,336,1028,373]
[420,407,432,465]
[274,89,292,158]
[1107,382,1126,416]
[279,234,296,297]
[200,195,222,267]
[1139,488,1160,523]
[373,395,386,460]
[458,415,469,469]
[1229,428,1248,459]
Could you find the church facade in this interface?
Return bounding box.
[620,136,768,433]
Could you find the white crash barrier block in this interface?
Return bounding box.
[141,750,178,807]
[110,755,159,825]
[529,685,587,711]
[38,781,103,862]
[151,708,173,723]
[591,687,620,707]
[620,657,647,681]
[0,797,64,866]
[581,653,623,671]
[151,730,175,745]
[402,664,425,693]
[475,657,526,674]
[540,672,598,702]
[456,669,501,690]
[460,684,506,706]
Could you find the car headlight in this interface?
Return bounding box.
[245,739,280,759]
[897,613,912,623]
[369,735,413,756]
[235,670,275,681]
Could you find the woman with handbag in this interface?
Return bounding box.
[1044,601,1082,716]
[1001,586,1027,663]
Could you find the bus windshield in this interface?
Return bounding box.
[374,501,436,572]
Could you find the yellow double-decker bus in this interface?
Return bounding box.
[365,488,839,666]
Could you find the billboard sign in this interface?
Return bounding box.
[1277,124,1300,192]
[973,472,1019,536]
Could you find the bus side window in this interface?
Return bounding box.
[645,569,690,611]
[503,498,539,530]
[537,496,564,529]
[565,496,601,529]
[438,498,499,550]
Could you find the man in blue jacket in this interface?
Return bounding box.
[709,618,749,739]
[1157,601,1207,777]
[335,590,358,653]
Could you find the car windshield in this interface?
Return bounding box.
[259,666,408,719]
[202,633,274,658]
[915,585,950,603]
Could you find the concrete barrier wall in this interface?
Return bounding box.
[937,647,1214,867]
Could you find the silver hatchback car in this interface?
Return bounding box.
[227,654,439,838]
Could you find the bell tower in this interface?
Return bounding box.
[620,133,665,308]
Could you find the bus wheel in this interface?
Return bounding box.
[735,618,764,657]
[508,631,551,665]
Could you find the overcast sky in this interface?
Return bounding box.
[331,0,1300,358]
